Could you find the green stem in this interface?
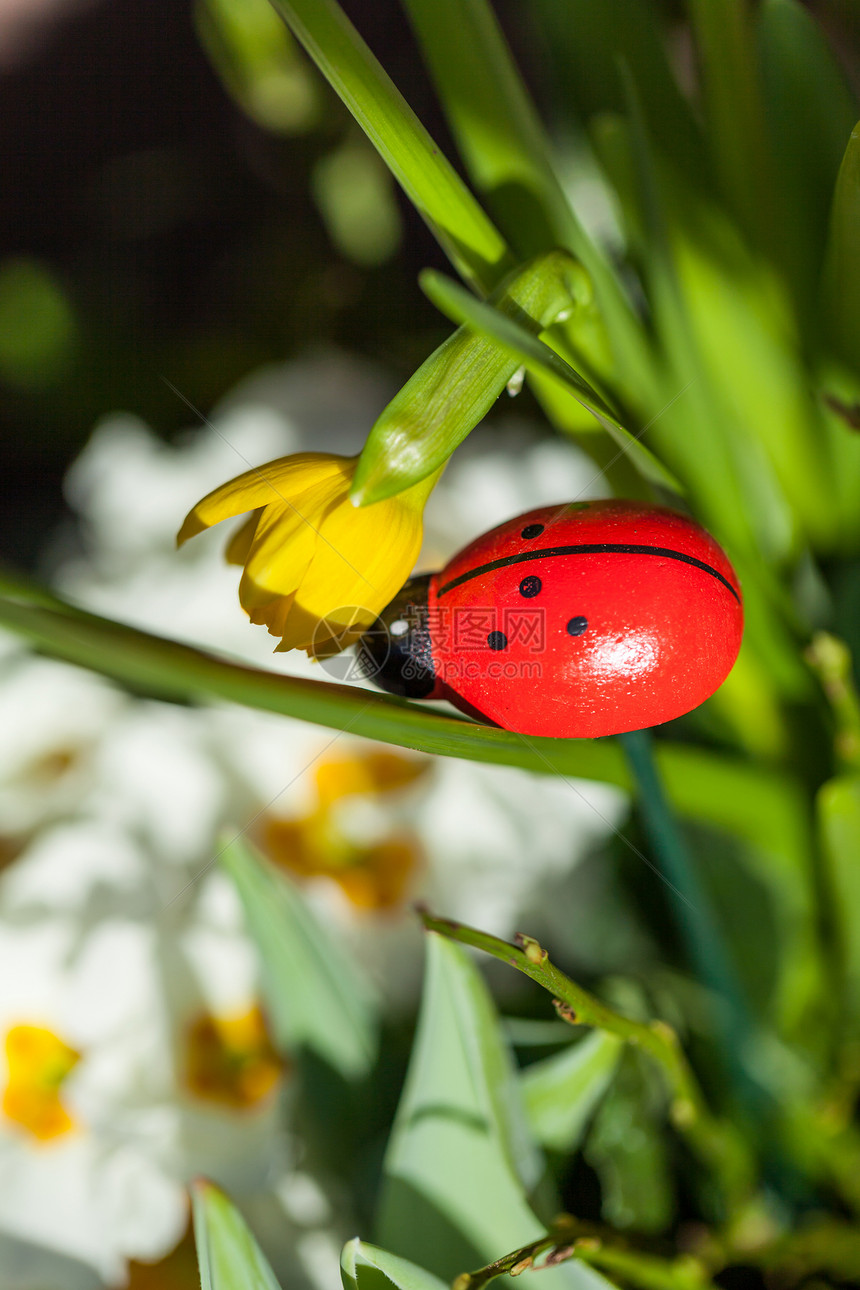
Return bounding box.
[619,727,773,1136]
[618,730,751,1034]
[420,909,754,1210]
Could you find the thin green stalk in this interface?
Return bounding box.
[618,730,751,1033]
[420,909,754,1210]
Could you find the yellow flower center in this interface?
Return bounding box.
[262,749,428,912]
[184,1004,284,1110]
[2,1024,81,1142]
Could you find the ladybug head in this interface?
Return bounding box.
[357,574,443,700]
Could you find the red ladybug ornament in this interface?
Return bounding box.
[359,500,743,738]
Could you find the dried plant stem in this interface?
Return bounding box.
[452,1215,712,1290]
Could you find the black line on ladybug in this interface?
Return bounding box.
[436,543,740,602]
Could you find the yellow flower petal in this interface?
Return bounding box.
[178,451,441,656]
[224,510,262,566]
[176,453,348,546]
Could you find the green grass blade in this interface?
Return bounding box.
[521,1031,622,1154]
[219,835,378,1077]
[404,0,656,399]
[687,0,776,254]
[418,268,681,493]
[192,1180,283,1290]
[821,122,860,374]
[400,0,578,260]
[0,583,629,779]
[758,0,859,309]
[266,0,512,291]
[0,575,811,864]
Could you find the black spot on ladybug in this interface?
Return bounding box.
[487,631,508,651]
[567,616,588,636]
[519,575,542,598]
[521,523,544,539]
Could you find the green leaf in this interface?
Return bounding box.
[818,774,860,1029]
[758,0,858,309]
[0,575,812,880]
[266,0,511,292]
[219,835,378,1078]
[417,268,681,494]
[399,0,578,259]
[687,0,777,254]
[399,0,654,398]
[377,935,614,1290]
[521,1031,622,1154]
[821,122,860,374]
[351,251,592,504]
[341,1239,449,1290]
[0,577,628,780]
[584,1052,675,1234]
[192,1179,283,1290]
[533,0,703,181]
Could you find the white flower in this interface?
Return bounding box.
[0,351,629,1283]
[0,919,186,1284]
[0,655,123,841]
[0,821,293,1286]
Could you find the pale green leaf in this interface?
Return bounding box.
[193,1180,283,1290]
[584,1053,674,1234]
[377,935,615,1290]
[341,1239,448,1290]
[219,835,377,1078]
[521,1032,623,1153]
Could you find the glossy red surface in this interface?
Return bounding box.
[426,500,743,738]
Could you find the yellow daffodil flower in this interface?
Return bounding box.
[177,453,437,655]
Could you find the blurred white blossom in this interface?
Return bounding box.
[0,350,627,1285]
